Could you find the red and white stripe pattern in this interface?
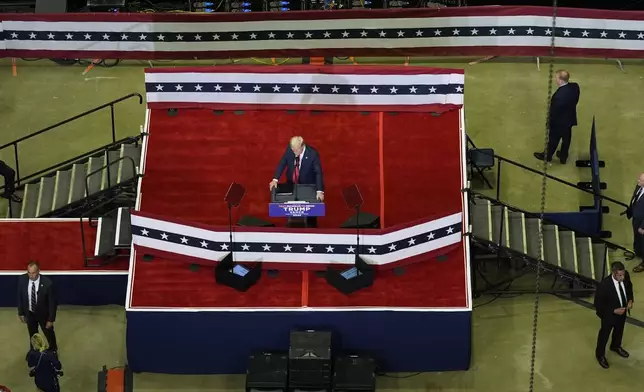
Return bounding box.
[144,66,464,112]
[2,7,644,59]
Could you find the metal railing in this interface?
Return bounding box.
[470,190,629,277]
[6,135,142,218]
[0,92,143,193]
[84,156,139,199]
[467,137,629,210]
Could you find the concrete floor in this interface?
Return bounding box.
[2,57,644,390]
[2,293,644,391]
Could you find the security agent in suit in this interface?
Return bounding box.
[0,160,22,202]
[534,70,580,164]
[625,172,644,273]
[594,261,633,369]
[17,261,58,352]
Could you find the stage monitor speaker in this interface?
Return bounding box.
[332,355,376,392]
[36,0,67,12]
[245,352,288,392]
[289,330,332,389]
[325,254,375,295]
[340,212,380,229]
[215,260,262,292]
[238,215,275,227]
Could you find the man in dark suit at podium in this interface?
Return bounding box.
[534,70,580,164]
[269,136,325,201]
[594,261,633,369]
[269,136,324,227]
[626,172,644,273]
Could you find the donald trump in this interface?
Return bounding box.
[269,136,325,202]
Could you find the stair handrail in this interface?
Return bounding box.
[470,190,632,256]
[0,92,143,192]
[6,135,142,197]
[85,156,139,199]
[466,140,629,210]
[80,199,131,267]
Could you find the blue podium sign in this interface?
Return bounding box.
[269,202,326,217]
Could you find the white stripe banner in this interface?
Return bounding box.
[131,212,463,267]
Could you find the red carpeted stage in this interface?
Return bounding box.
[125,65,472,374]
[0,220,129,308]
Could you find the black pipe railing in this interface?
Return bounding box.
[467,136,629,209]
[0,92,143,193]
[85,156,138,199]
[471,190,630,269]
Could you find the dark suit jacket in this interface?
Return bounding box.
[549,82,580,129]
[594,273,634,319]
[17,274,57,322]
[626,185,644,229]
[273,145,324,192]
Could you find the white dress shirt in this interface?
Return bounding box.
[28,276,40,312]
[295,146,305,169]
[612,276,625,307]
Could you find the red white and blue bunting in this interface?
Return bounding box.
[145,66,464,112]
[2,7,644,59]
[131,211,462,269]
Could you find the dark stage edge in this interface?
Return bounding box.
[0,273,128,307]
[126,309,472,374]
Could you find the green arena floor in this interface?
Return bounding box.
[1,56,644,391]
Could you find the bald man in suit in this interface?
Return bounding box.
[534,70,580,164]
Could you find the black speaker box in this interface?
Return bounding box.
[325,256,375,295]
[340,212,380,229]
[246,352,288,392]
[289,331,332,389]
[238,215,275,227]
[332,355,376,392]
[215,253,262,292]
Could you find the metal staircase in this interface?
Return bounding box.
[469,192,619,287]
[8,139,142,218]
[0,92,143,219]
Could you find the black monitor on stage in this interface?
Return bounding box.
[272,183,318,203]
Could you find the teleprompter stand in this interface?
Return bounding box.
[215,182,262,292]
[325,184,375,295]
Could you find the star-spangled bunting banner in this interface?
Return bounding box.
[144,66,464,111]
[2,7,644,59]
[130,211,462,268]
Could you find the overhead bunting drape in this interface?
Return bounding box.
[2,6,644,59]
[144,65,465,112]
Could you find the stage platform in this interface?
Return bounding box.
[126,66,472,374]
[0,219,129,307]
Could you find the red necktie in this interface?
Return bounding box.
[293,157,300,184]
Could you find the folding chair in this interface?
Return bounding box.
[468,148,495,189]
